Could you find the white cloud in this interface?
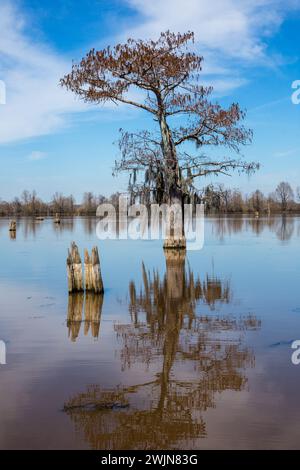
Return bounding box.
[0,0,299,145]
[27,150,47,161]
[0,1,86,145]
[125,0,300,62]
[273,148,299,158]
[113,0,299,95]
[202,77,249,95]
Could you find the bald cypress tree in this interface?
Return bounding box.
[61,31,258,248]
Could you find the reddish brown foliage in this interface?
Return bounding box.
[61,31,258,202]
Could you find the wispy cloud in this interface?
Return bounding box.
[249,97,289,113]
[125,0,300,62]
[273,148,299,158]
[0,1,86,145]
[121,0,300,95]
[202,77,249,96]
[0,0,299,145]
[27,151,47,161]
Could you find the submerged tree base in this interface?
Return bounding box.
[163,236,186,250]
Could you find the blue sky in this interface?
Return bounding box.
[0,0,299,202]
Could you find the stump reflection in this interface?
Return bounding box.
[64,251,261,449]
[67,293,103,341]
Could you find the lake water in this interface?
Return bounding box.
[0,215,300,449]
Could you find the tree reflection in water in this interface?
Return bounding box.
[64,250,260,449]
[213,215,295,242]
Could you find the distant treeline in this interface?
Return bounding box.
[0,191,116,217]
[204,182,300,214]
[0,182,300,217]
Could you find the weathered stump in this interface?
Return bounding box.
[91,247,104,294]
[67,242,84,293]
[54,213,61,224]
[84,247,104,294]
[9,220,16,232]
[84,249,93,292]
[67,244,103,294]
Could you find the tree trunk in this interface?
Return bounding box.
[158,111,186,250]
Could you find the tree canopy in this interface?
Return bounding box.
[61,31,259,205]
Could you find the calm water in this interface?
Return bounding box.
[0,216,300,449]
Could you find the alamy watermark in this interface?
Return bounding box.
[95,195,205,251]
[0,341,6,365]
[291,340,300,365]
[291,80,300,105]
[0,80,6,105]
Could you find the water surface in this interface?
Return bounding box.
[0,216,300,449]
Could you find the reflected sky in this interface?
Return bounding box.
[0,216,300,449]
